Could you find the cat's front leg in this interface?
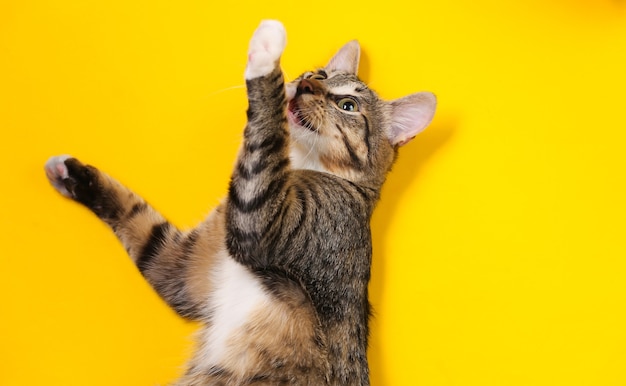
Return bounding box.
[226,20,293,268]
[46,155,161,229]
[45,155,212,320]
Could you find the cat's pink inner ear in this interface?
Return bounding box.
[326,40,360,75]
[388,92,437,147]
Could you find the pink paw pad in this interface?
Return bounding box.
[44,155,73,197]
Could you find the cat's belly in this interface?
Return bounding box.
[195,252,327,381]
[199,254,271,368]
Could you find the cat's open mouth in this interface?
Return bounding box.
[288,99,317,132]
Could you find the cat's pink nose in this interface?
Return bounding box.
[297,78,323,95]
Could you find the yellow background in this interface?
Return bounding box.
[1,0,626,385]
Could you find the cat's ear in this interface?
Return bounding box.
[388,92,437,147]
[326,40,360,75]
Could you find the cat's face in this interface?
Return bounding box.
[286,41,437,184]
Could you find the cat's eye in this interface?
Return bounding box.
[336,97,359,112]
[310,73,326,80]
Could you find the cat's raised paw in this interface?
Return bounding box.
[245,20,286,80]
[45,155,74,198]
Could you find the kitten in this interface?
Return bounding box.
[45,20,436,385]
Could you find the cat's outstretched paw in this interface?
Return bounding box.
[244,20,286,80]
[45,155,74,198]
[45,155,98,201]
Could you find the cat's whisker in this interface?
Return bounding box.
[202,84,246,99]
[302,125,322,165]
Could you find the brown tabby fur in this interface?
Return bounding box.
[45,21,436,385]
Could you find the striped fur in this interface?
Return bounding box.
[45,20,436,385]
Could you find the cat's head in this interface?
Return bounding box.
[286,41,436,185]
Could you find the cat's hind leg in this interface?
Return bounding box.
[45,155,218,320]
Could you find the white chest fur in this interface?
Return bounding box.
[289,141,328,173]
[200,255,270,367]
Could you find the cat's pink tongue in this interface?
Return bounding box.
[287,99,299,123]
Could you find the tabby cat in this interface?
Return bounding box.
[45,20,436,385]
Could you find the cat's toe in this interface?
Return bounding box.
[245,20,286,80]
[252,20,286,57]
[45,155,74,198]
